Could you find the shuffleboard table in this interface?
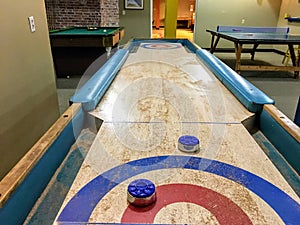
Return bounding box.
[0,39,299,225]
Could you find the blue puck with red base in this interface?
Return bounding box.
[127,179,156,207]
[178,135,200,152]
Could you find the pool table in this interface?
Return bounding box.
[49,27,124,77]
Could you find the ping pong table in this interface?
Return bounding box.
[206,26,300,78]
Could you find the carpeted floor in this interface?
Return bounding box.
[215,52,300,120]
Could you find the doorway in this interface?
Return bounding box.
[152,0,196,40]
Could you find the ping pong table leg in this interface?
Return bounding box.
[288,44,299,79]
[234,42,243,73]
[296,45,300,79]
[288,44,296,66]
[251,43,259,61]
[210,35,220,53]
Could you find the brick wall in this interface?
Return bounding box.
[45,0,119,29]
[100,0,119,27]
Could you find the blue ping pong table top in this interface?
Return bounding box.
[207,26,300,42]
[217,32,300,42]
[216,26,290,33]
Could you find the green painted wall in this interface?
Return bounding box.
[278,0,300,32]
[119,0,282,48]
[165,0,178,38]
[119,0,152,44]
[194,0,282,48]
[0,0,59,179]
[277,0,300,51]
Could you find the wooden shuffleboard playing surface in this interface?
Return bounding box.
[55,42,300,224]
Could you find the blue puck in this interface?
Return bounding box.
[127,179,156,206]
[178,135,200,152]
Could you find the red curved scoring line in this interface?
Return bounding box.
[121,183,253,225]
[147,44,176,49]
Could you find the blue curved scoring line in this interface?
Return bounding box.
[57,156,300,224]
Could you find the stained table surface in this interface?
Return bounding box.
[55,42,299,225]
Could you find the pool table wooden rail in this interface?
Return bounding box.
[50,27,124,48]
